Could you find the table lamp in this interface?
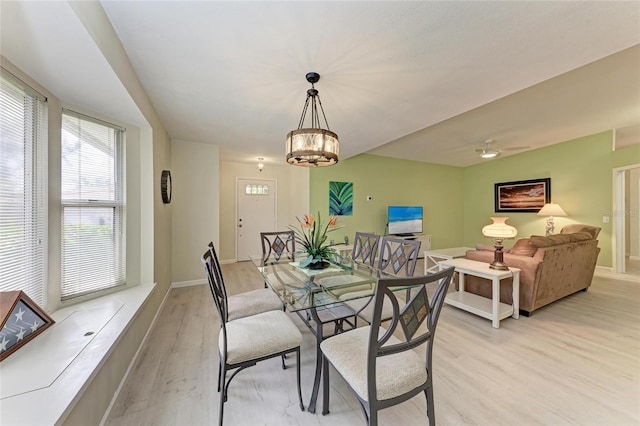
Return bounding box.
[482,217,518,270]
[537,203,567,236]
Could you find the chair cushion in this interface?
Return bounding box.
[222,310,302,365]
[227,288,283,321]
[321,326,427,402]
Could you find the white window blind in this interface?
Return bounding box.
[61,111,125,300]
[0,69,47,306]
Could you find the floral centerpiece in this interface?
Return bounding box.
[289,212,342,269]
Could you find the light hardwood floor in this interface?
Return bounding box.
[106,261,640,426]
[626,257,640,276]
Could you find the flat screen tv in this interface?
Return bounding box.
[388,206,423,236]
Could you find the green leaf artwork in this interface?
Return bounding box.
[329,181,353,216]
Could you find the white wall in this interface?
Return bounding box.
[171,139,220,283]
[55,4,172,425]
[219,161,309,262]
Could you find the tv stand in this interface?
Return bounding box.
[389,233,431,258]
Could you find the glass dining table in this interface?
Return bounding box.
[249,253,388,413]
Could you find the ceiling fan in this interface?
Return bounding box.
[476,140,501,159]
[475,139,530,159]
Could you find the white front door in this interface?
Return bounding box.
[237,178,276,261]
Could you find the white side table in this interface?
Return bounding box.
[439,258,520,329]
[424,247,473,274]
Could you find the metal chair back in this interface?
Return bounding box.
[261,231,296,262]
[351,232,380,266]
[377,236,421,276]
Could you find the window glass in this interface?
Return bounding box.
[0,69,47,306]
[61,111,125,300]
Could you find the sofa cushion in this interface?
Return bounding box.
[475,243,496,251]
[560,224,601,239]
[529,234,573,247]
[567,232,592,242]
[530,232,594,248]
[509,238,537,257]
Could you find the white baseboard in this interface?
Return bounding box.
[171,279,206,288]
[594,266,640,283]
[630,255,640,261]
[220,258,236,264]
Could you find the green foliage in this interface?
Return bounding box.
[288,211,342,266]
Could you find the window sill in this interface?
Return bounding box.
[0,283,156,425]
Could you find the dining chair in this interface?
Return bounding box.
[202,245,304,425]
[261,230,296,262]
[321,266,455,426]
[346,236,422,324]
[260,231,297,289]
[207,242,283,320]
[377,236,422,277]
[351,232,380,266]
[315,232,382,331]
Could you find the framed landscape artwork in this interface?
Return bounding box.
[495,178,551,213]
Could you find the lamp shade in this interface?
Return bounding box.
[286,128,339,167]
[537,203,567,217]
[482,217,518,239]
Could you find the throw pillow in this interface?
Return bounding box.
[509,238,537,257]
[560,224,601,239]
[567,232,592,242]
[530,234,578,247]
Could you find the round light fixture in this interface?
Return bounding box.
[476,139,501,159]
[286,72,339,167]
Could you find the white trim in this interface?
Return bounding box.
[235,176,277,261]
[171,279,206,288]
[0,283,156,425]
[220,258,236,264]
[612,163,640,274]
[630,255,640,261]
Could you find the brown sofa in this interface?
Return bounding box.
[463,224,601,316]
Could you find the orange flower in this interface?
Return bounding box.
[328,216,338,227]
[299,214,314,228]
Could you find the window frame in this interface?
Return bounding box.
[60,109,126,301]
[0,67,48,308]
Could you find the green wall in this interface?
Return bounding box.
[309,154,464,249]
[309,131,639,268]
[463,130,639,268]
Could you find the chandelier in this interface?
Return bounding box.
[286,72,339,167]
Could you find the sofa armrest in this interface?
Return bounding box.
[466,250,541,272]
[464,250,543,313]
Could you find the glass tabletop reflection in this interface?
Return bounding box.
[249,254,382,312]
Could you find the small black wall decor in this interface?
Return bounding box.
[161,170,172,204]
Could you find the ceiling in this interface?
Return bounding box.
[2,1,639,167]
